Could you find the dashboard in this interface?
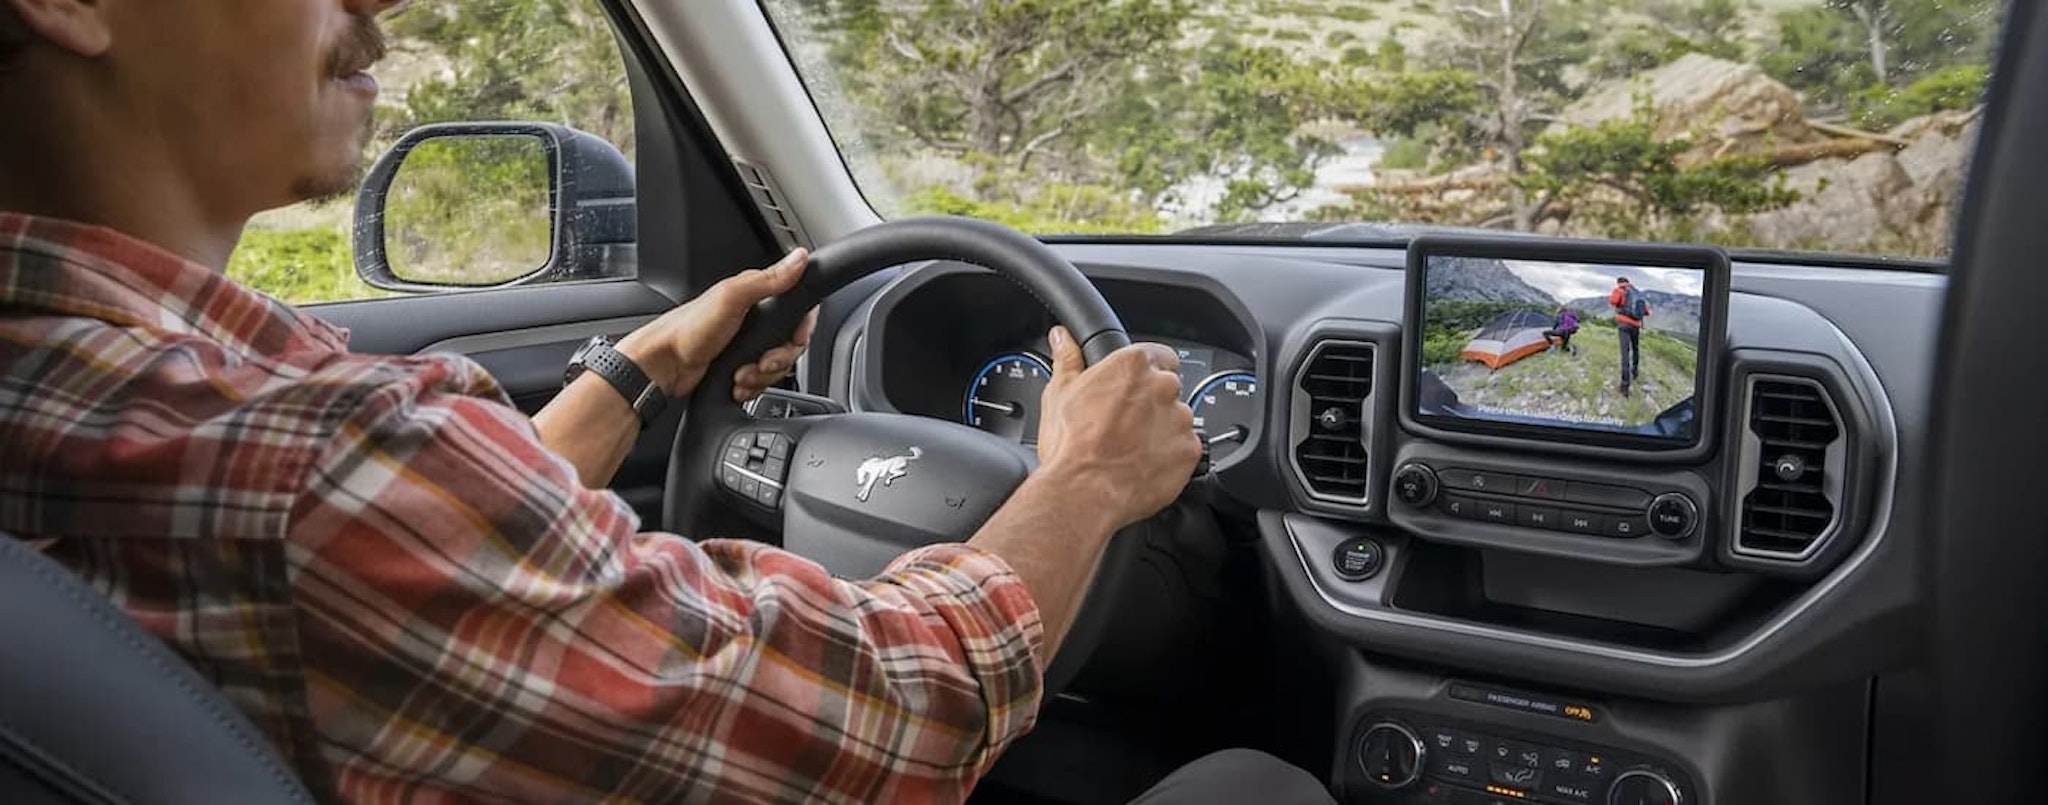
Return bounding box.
[813,239,1931,805]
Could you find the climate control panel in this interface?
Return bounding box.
[1348,715,1693,805]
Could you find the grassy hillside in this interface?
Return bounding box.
[1429,322,1697,426]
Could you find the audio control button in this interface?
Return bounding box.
[1607,514,1651,539]
[1565,482,1652,510]
[1394,463,1440,508]
[1519,505,1561,530]
[1648,493,1699,539]
[1560,509,1605,535]
[1440,468,1523,495]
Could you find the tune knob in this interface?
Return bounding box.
[1608,770,1682,805]
[1357,722,1425,790]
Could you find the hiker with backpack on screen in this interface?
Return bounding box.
[1609,277,1650,396]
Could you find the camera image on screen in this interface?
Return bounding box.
[1415,255,1704,444]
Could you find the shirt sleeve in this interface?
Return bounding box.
[285,359,1044,804]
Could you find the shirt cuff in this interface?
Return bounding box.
[875,543,1046,764]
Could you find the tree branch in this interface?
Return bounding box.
[1017,123,1073,172]
[1002,61,1081,106]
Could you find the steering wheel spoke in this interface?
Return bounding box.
[712,417,824,526]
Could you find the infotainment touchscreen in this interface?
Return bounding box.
[1407,238,1727,450]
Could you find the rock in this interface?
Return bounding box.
[1556,54,1814,159]
[1746,151,1913,249]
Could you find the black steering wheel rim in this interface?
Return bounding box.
[664,216,1135,695]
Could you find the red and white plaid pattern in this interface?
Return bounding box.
[0,213,1045,804]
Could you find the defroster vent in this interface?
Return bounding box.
[1292,341,1375,504]
[1737,377,1843,560]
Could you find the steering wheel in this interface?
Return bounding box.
[664,216,1138,694]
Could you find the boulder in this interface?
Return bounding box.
[1746,151,1913,249]
[1557,54,1815,158]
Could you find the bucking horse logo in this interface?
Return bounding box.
[855,447,922,503]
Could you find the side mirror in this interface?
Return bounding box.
[353,122,636,293]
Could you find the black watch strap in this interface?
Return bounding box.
[566,337,667,428]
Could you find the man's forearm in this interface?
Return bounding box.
[966,471,1121,665]
[530,373,641,488]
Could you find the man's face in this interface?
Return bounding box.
[100,0,394,210]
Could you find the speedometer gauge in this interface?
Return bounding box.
[1190,372,1260,464]
[965,352,1052,443]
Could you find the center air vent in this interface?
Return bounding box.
[1292,341,1375,504]
[1737,377,1844,560]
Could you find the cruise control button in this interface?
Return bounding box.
[1518,506,1561,530]
[723,445,749,467]
[1489,762,1542,789]
[1565,482,1652,510]
[768,435,792,460]
[753,432,775,449]
[1607,515,1651,539]
[763,456,787,480]
[1561,510,1605,535]
[727,433,751,452]
[721,468,744,492]
[1517,476,1567,500]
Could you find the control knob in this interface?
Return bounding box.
[1357,722,1425,790]
[1608,770,1683,805]
[1646,493,1699,540]
[1392,463,1440,508]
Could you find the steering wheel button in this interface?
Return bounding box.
[740,477,760,498]
[768,436,791,459]
[753,485,780,508]
[764,457,787,479]
[720,468,744,492]
[747,446,768,462]
[753,432,775,449]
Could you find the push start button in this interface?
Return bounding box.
[1332,537,1385,581]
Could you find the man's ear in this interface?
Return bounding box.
[4,0,110,58]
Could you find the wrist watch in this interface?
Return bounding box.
[565,335,667,429]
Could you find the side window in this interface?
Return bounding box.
[230,0,637,304]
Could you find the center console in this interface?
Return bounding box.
[1264,237,1894,805]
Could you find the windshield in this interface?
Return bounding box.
[761,0,2006,262]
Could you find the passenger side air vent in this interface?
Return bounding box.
[1737,377,1844,560]
[1291,341,1375,504]
[733,159,813,252]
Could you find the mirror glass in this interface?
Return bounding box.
[383,135,553,286]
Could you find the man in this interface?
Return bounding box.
[0,2,1332,803]
[1608,277,1649,396]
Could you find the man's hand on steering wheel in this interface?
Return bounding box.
[1037,327,1205,530]
[617,248,818,402]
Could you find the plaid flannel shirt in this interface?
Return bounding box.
[0,213,1044,804]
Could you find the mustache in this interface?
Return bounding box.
[327,16,388,77]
